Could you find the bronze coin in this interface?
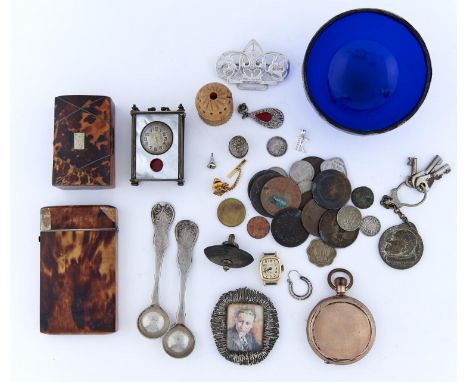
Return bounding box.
[260,176,302,216]
[312,170,351,210]
[217,198,246,227]
[301,199,327,236]
[299,191,313,209]
[246,216,270,239]
[271,208,309,247]
[351,186,374,209]
[249,172,282,217]
[318,209,359,248]
[303,156,324,179]
[248,169,272,195]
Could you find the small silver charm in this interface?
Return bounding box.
[295,129,309,152]
[207,153,216,169]
[216,39,289,90]
[238,103,284,129]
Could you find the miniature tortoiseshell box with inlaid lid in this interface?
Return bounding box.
[52,95,115,188]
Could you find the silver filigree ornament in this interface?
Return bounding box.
[216,39,289,90]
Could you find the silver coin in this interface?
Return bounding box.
[337,205,362,232]
[289,160,314,184]
[229,136,249,158]
[298,179,312,193]
[307,239,337,267]
[378,223,424,270]
[320,157,347,175]
[266,136,288,157]
[360,216,381,236]
[269,166,288,177]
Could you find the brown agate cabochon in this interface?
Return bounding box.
[195,82,233,126]
[307,295,376,365]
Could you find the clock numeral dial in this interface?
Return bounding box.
[140,121,174,155]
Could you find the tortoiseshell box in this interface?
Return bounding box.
[39,205,117,334]
[52,95,115,188]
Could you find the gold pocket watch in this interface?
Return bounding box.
[306,268,376,365]
[259,252,284,285]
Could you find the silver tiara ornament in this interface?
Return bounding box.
[216,39,289,90]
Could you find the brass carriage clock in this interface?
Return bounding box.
[130,104,185,186]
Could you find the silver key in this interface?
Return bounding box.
[424,155,443,174]
[415,163,451,191]
[408,157,418,176]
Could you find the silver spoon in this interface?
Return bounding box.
[162,220,199,358]
[137,202,175,338]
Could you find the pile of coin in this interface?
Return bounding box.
[246,156,381,266]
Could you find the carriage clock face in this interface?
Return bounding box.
[131,106,185,186]
[140,121,173,155]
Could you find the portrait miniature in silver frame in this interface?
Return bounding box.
[211,287,279,365]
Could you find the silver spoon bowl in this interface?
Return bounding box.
[162,324,195,358]
[137,305,170,338]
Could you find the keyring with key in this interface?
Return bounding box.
[379,155,451,270]
[287,270,313,300]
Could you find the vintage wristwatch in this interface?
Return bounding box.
[259,252,284,285]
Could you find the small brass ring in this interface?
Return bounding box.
[327,268,353,291]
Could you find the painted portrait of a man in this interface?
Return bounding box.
[226,305,263,352]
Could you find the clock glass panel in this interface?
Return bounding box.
[140,121,174,155]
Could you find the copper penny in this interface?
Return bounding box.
[260,176,302,216]
[217,198,246,227]
[312,169,351,210]
[271,208,309,247]
[318,209,359,248]
[301,199,327,236]
[249,172,281,217]
[302,156,324,179]
[246,216,270,239]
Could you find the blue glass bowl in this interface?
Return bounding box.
[303,9,432,134]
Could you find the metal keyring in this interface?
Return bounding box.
[389,181,428,208]
[287,270,313,300]
[327,268,353,291]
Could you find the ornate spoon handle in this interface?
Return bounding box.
[174,220,199,324]
[150,202,175,305]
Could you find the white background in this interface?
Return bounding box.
[10,0,456,381]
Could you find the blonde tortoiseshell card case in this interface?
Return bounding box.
[39,206,117,334]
